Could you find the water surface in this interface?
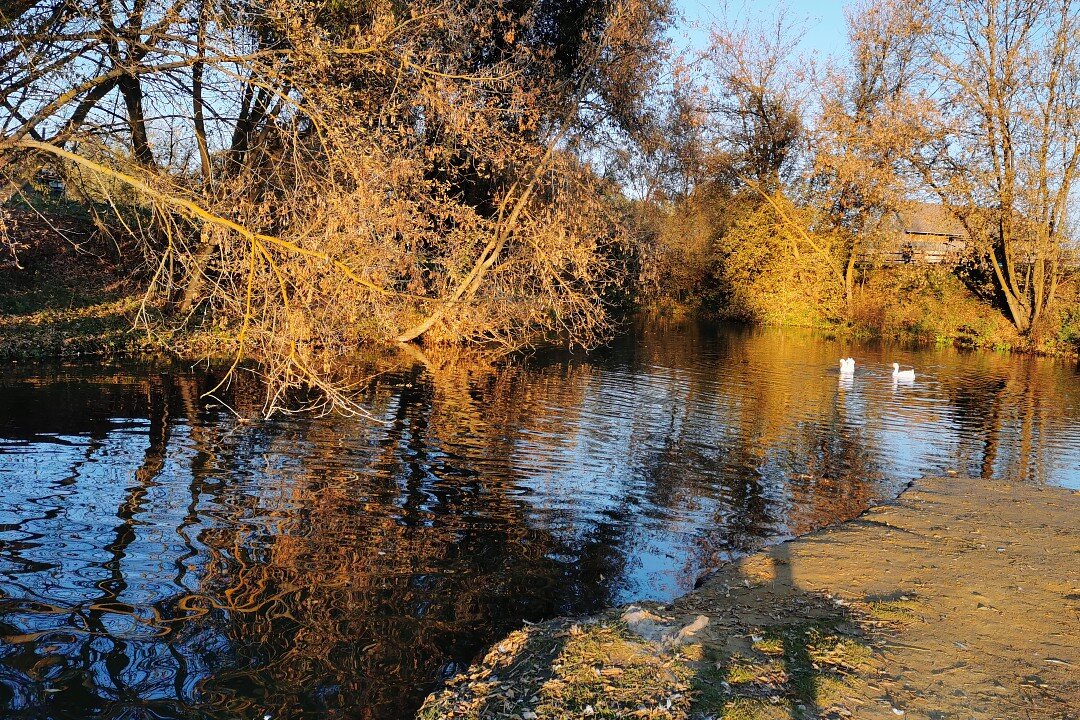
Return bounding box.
[1,320,1078,719]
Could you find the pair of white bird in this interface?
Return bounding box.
[839,358,915,380]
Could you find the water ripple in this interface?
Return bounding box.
[0,324,1077,718]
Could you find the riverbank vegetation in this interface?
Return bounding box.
[0,0,670,411]
[2,0,1079,412]
[636,0,1080,358]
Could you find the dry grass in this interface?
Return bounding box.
[418,620,695,720]
[419,608,880,720]
[690,619,878,720]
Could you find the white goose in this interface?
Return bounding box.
[892,362,915,381]
[839,357,855,373]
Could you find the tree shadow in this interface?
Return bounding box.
[684,542,900,720]
[416,538,907,720]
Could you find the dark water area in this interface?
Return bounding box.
[1,319,1078,719]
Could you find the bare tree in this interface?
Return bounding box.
[812,0,929,304]
[881,0,1080,333]
[702,9,806,192]
[0,0,671,414]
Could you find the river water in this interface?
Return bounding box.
[1,319,1078,719]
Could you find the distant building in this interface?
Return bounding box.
[867,202,968,265]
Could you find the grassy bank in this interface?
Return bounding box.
[1,206,145,360]
[417,475,1079,719]
[647,264,1080,362]
[845,265,1080,358]
[3,205,1077,365]
[0,206,235,362]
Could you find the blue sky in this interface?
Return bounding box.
[671,0,854,61]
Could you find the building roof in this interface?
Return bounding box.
[898,202,968,237]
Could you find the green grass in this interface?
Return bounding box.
[690,620,877,720]
[4,185,96,220]
[750,636,785,657]
[0,272,119,316]
[0,294,150,360]
[535,623,693,720]
[717,697,794,720]
[726,655,786,685]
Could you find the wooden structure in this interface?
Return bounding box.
[865,202,969,265]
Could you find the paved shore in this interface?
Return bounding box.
[417,476,1079,720]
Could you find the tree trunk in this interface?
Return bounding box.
[844,235,858,308]
[192,0,211,182]
[178,225,215,314]
[985,233,1031,333]
[119,73,155,167]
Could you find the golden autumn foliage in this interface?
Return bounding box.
[0,0,671,412]
[637,0,1079,356]
[4,0,1080,408]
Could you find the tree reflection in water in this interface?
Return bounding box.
[0,321,1078,719]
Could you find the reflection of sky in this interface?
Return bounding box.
[513,368,699,599]
[506,330,1080,602]
[0,423,227,710]
[1,328,1079,717]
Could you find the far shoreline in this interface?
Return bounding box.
[3,301,1079,367]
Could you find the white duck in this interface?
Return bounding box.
[892,362,915,380]
[839,357,855,373]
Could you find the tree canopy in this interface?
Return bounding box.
[0,0,671,412]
